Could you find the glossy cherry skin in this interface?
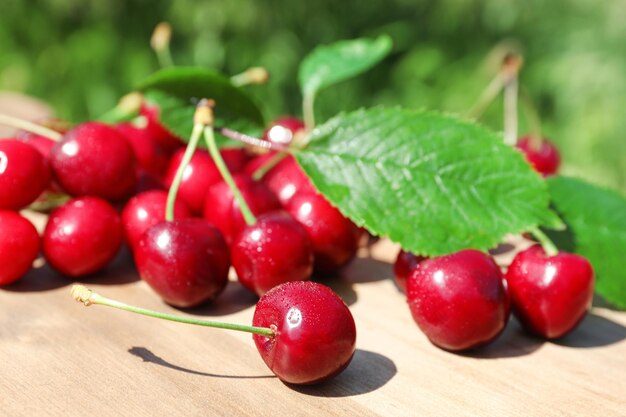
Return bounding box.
[203,175,281,244]
[16,118,69,159]
[261,155,315,206]
[262,116,305,146]
[252,281,356,385]
[505,245,594,339]
[0,211,40,285]
[0,139,51,210]
[121,190,191,250]
[43,197,123,277]
[393,250,427,292]
[50,122,136,200]
[286,191,360,274]
[232,212,314,296]
[516,136,561,177]
[406,249,510,351]
[116,122,169,179]
[163,148,246,215]
[135,219,230,308]
[140,104,183,153]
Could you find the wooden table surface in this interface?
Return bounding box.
[1,212,625,417]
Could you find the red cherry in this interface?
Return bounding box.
[140,104,183,152]
[252,281,356,384]
[232,212,314,296]
[286,191,360,273]
[406,249,510,351]
[261,155,315,206]
[135,219,230,308]
[220,148,250,173]
[262,117,305,146]
[43,197,123,277]
[393,250,427,292]
[163,148,247,215]
[505,245,594,339]
[516,136,560,177]
[116,122,169,179]
[0,211,40,285]
[121,190,191,250]
[15,118,69,159]
[0,139,51,210]
[50,122,136,200]
[203,175,281,244]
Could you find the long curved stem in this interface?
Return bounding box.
[303,93,315,131]
[71,286,274,337]
[530,227,559,257]
[466,73,504,120]
[503,74,518,146]
[0,113,63,141]
[252,151,288,181]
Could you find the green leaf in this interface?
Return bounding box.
[294,107,560,256]
[547,176,626,309]
[137,67,264,143]
[298,35,392,98]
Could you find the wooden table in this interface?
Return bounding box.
[1,221,624,417]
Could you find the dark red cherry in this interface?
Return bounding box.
[252,281,356,384]
[516,136,560,177]
[0,211,40,285]
[220,147,250,173]
[121,190,191,250]
[116,122,169,179]
[232,212,314,296]
[135,219,230,308]
[49,122,136,200]
[140,104,183,153]
[43,197,123,277]
[393,250,427,292]
[406,249,509,351]
[262,117,305,146]
[286,191,360,273]
[505,245,594,339]
[261,155,315,206]
[0,139,50,210]
[203,175,281,244]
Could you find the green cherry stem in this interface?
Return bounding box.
[165,121,204,221]
[0,113,63,141]
[230,67,269,87]
[202,104,257,226]
[302,93,315,132]
[502,54,522,146]
[150,22,174,68]
[252,151,289,181]
[466,73,504,120]
[71,285,275,337]
[530,227,559,257]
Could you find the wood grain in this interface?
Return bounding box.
[0,231,625,417]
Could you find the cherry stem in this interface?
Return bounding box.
[252,151,288,181]
[466,73,504,120]
[151,22,174,68]
[203,125,257,226]
[70,285,275,337]
[0,113,63,141]
[230,67,269,87]
[303,93,315,131]
[519,87,544,150]
[165,122,204,221]
[215,127,287,151]
[530,227,559,257]
[503,75,518,146]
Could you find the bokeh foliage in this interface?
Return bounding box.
[1,0,625,192]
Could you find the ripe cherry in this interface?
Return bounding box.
[140,104,183,152]
[203,175,281,244]
[135,219,230,308]
[260,155,315,206]
[393,250,427,292]
[50,122,136,200]
[116,122,169,180]
[0,139,51,210]
[121,190,191,250]
[286,191,360,274]
[407,249,509,351]
[231,211,314,296]
[0,211,40,285]
[262,117,305,146]
[505,245,594,339]
[516,136,560,177]
[43,197,123,277]
[252,281,356,384]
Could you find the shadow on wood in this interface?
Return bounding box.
[554,312,626,348]
[460,318,545,359]
[290,349,397,397]
[180,281,259,317]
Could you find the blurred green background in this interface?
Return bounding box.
[1,0,625,192]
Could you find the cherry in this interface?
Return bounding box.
[15,118,69,159]
[260,155,315,206]
[231,211,314,296]
[286,191,360,273]
[134,219,230,308]
[252,281,356,384]
[121,190,191,250]
[140,104,183,152]
[0,139,51,210]
[516,136,560,177]
[49,122,136,201]
[163,148,246,215]
[43,197,123,277]
[393,250,427,292]
[505,245,594,339]
[406,249,509,351]
[220,147,250,173]
[203,174,281,244]
[0,211,40,285]
[116,122,169,180]
[262,117,305,146]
